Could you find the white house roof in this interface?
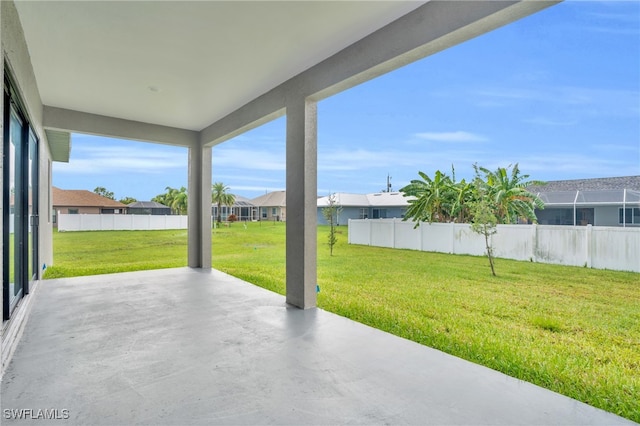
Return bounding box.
[128,201,170,209]
[251,191,286,207]
[317,192,413,208]
[366,192,413,207]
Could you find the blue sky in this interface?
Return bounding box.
[54,1,640,201]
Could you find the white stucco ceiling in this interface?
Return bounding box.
[15,1,425,131]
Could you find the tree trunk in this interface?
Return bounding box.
[484,228,496,276]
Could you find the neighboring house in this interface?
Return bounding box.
[528,176,640,227]
[317,192,412,225]
[52,187,128,226]
[251,191,287,222]
[212,196,258,222]
[127,201,172,216]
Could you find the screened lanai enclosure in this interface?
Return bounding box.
[534,189,640,227]
[212,197,258,222]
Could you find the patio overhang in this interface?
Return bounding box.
[11,0,560,309]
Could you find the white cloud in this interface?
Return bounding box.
[500,154,638,179]
[54,144,186,175]
[523,117,578,126]
[414,131,488,142]
[229,184,284,193]
[473,86,640,117]
[212,174,282,184]
[212,147,285,171]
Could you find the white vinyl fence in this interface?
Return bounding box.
[348,219,640,273]
[58,214,188,231]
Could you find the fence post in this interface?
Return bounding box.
[392,219,397,248]
[585,224,592,268]
[450,223,455,254]
[531,224,537,262]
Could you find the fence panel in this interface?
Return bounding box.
[348,219,371,245]
[348,219,639,273]
[534,226,587,267]
[370,220,394,248]
[493,225,534,261]
[591,227,640,271]
[394,221,421,250]
[58,214,188,231]
[452,224,485,256]
[421,223,454,253]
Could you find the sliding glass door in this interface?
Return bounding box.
[3,75,38,321]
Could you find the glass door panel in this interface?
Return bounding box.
[29,129,38,283]
[9,108,23,307]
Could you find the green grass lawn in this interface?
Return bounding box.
[43,229,188,278]
[46,223,640,421]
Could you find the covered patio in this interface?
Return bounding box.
[6,1,633,424]
[1,268,631,425]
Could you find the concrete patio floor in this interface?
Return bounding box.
[1,268,634,425]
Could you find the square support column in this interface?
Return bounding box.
[286,98,317,309]
[188,145,212,268]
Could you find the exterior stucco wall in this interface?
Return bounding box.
[2,0,53,275]
[260,206,285,221]
[595,206,622,227]
[56,207,101,215]
[317,206,407,225]
[317,206,362,226]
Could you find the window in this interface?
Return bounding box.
[536,208,573,225]
[372,208,387,219]
[359,208,368,219]
[261,208,267,219]
[575,208,594,226]
[68,209,79,214]
[272,207,277,215]
[619,207,640,225]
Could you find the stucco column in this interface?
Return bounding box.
[286,98,317,309]
[188,145,212,268]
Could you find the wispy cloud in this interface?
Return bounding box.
[228,184,285,193]
[414,131,488,142]
[54,144,186,175]
[212,147,285,171]
[523,117,578,126]
[473,86,640,117]
[584,26,639,36]
[212,174,282,184]
[510,154,639,178]
[590,143,640,153]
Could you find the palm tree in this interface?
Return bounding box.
[474,163,544,224]
[212,182,236,224]
[170,186,188,215]
[450,179,476,223]
[153,186,187,215]
[401,170,454,225]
